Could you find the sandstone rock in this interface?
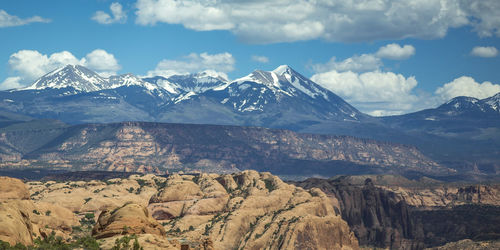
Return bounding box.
[0,176,30,200]
[427,239,500,250]
[149,170,359,250]
[149,176,203,203]
[28,176,158,214]
[0,200,33,246]
[92,202,166,239]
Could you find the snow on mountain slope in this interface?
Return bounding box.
[106,74,158,90]
[216,65,361,120]
[143,71,229,95]
[12,64,364,123]
[24,65,107,92]
[483,92,500,112]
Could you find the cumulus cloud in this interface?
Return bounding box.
[435,76,500,101]
[311,70,425,115]
[251,55,269,63]
[376,44,416,60]
[1,49,121,89]
[312,54,382,73]
[0,77,23,90]
[0,9,50,27]
[460,0,500,38]
[92,2,127,24]
[133,0,500,43]
[311,43,414,74]
[147,52,235,77]
[82,49,121,77]
[309,43,424,115]
[470,46,498,58]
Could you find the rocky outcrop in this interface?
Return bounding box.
[92,202,166,239]
[148,170,359,250]
[0,176,30,200]
[293,177,423,249]
[384,184,500,207]
[0,200,34,246]
[292,176,500,249]
[426,239,500,250]
[0,176,81,247]
[21,171,360,249]
[0,176,34,246]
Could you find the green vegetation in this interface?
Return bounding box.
[111,235,143,250]
[263,179,276,193]
[32,210,40,215]
[83,197,92,204]
[45,210,51,216]
[79,213,96,229]
[153,179,167,189]
[0,232,100,250]
[136,179,147,188]
[191,175,200,184]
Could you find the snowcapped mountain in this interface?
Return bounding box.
[0,64,367,127]
[427,94,500,118]
[143,71,229,95]
[25,65,164,94]
[380,92,500,135]
[206,65,363,121]
[483,92,500,113]
[25,65,107,92]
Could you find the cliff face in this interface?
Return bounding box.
[292,176,500,249]
[2,122,447,177]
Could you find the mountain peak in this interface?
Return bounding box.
[445,96,479,105]
[272,65,293,75]
[25,64,106,92]
[483,92,500,112]
[194,70,229,81]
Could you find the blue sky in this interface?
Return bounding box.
[1,0,500,115]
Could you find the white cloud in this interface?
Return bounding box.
[8,50,82,81]
[83,49,121,77]
[376,44,416,60]
[435,76,500,101]
[0,9,50,27]
[1,49,121,89]
[147,52,235,77]
[0,77,23,90]
[92,2,127,24]
[251,55,269,63]
[470,46,498,58]
[460,0,500,38]
[312,54,382,73]
[311,70,425,115]
[132,0,500,43]
[312,43,414,74]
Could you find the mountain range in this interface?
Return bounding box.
[1,64,363,127]
[0,64,498,178]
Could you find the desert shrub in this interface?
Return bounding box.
[112,235,143,250]
[263,179,276,193]
[136,179,147,188]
